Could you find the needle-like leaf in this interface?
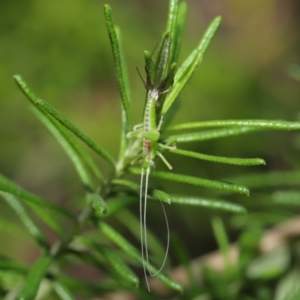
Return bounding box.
[52,280,76,300]
[162,16,221,114]
[154,32,172,85]
[19,255,53,300]
[171,195,247,213]
[172,1,187,63]
[167,126,261,143]
[99,222,183,293]
[227,171,300,189]
[130,168,249,196]
[168,119,300,131]
[14,75,116,170]
[0,174,75,220]
[171,148,265,166]
[165,0,179,65]
[0,192,49,249]
[212,217,232,273]
[104,5,132,159]
[31,106,97,191]
[112,179,172,204]
[272,191,300,206]
[116,210,168,263]
[79,237,139,287]
[88,193,107,215]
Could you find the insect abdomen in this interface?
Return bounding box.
[143,96,157,132]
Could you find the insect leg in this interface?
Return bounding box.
[158,142,176,151]
[133,123,144,131]
[157,151,172,170]
[126,128,143,139]
[157,115,164,131]
[129,153,143,165]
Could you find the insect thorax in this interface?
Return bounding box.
[147,87,160,100]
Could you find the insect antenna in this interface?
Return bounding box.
[143,167,170,281]
[140,168,150,291]
[136,67,147,89]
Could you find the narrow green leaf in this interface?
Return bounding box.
[31,106,96,191]
[116,210,168,263]
[70,249,123,284]
[231,212,291,228]
[52,280,76,300]
[144,50,155,81]
[111,178,140,191]
[162,16,221,114]
[246,247,290,280]
[168,119,300,131]
[102,196,136,218]
[275,270,300,300]
[130,168,249,196]
[80,238,139,287]
[165,0,179,64]
[88,193,107,214]
[227,171,300,189]
[0,174,75,219]
[272,191,300,206]
[162,48,199,115]
[0,192,48,249]
[0,219,38,245]
[31,205,67,235]
[171,234,198,289]
[0,257,27,274]
[154,32,172,85]
[171,148,265,166]
[0,203,63,237]
[111,179,172,204]
[172,1,187,62]
[151,189,172,204]
[117,28,132,159]
[14,75,116,170]
[19,255,53,300]
[166,0,178,35]
[171,195,247,213]
[99,222,183,292]
[167,126,260,143]
[104,5,132,159]
[32,106,102,182]
[212,217,232,273]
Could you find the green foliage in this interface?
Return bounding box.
[0,0,300,299]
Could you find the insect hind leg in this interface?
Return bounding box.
[158,142,176,151]
[157,151,172,170]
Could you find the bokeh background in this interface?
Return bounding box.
[0,0,299,277]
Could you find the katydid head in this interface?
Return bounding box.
[148,88,160,100]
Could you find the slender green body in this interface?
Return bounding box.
[125,33,176,291]
[141,88,160,170]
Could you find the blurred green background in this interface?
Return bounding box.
[0,0,299,270]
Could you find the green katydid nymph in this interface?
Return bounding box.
[126,33,177,291]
